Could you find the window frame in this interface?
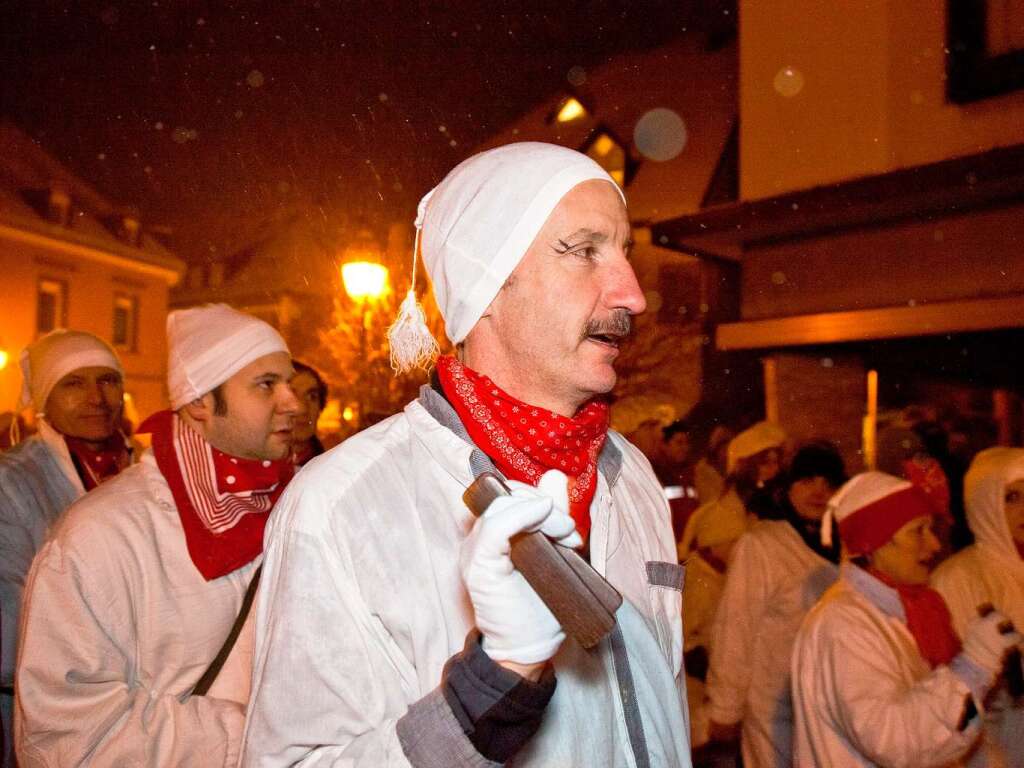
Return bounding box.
[112,292,139,352]
[36,277,68,335]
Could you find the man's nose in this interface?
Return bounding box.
[87,382,106,405]
[278,384,301,415]
[607,258,646,315]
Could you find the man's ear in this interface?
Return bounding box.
[181,393,213,423]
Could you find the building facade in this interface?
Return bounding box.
[654,0,1024,468]
[0,122,184,429]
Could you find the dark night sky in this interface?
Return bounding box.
[2,1,708,261]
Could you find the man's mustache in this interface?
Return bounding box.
[582,310,633,341]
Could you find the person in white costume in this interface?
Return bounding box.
[792,471,1022,768]
[0,330,128,768]
[679,421,786,558]
[932,447,1024,768]
[704,443,844,767]
[16,304,299,767]
[241,142,691,767]
[682,488,745,753]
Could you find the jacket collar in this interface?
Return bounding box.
[842,561,906,622]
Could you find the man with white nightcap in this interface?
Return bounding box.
[0,330,127,767]
[16,304,299,767]
[242,142,691,766]
[792,471,1021,767]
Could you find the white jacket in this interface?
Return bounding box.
[16,451,255,767]
[241,391,691,767]
[792,564,984,768]
[681,553,725,748]
[706,520,837,768]
[932,447,1024,768]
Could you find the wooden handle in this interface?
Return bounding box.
[463,473,621,649]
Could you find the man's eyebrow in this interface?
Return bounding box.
[561,228,608,244]
[253,372,284,382]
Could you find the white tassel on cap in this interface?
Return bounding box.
[387,198,440,375]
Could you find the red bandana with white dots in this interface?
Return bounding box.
[437,356,608,541]
[139,410,293,581]
[65,434,130,491]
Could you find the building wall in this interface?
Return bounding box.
[739,202,1024,320]
[740,0,1024,200]
[0,232,171,425]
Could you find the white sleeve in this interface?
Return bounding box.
[241,482,494,768]
[16,538,245,768]
[931,560,986,639]
[821,614,982,768]
[705,533,768,726]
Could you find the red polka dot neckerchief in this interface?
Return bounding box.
[436,355,608,541]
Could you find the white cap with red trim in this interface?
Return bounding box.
[822,471,936,555]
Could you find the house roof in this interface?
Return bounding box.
[475,34,737,225]
[0,121,184,284]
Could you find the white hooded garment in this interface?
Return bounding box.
[932,447,1024,768]
[792,564,983,767]
[705,520,838,767]
[240,391,691,767]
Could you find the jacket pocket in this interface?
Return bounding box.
[646,560,685,678]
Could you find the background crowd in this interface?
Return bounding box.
[630,408,1023,767]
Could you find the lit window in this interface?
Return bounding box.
[584,130,628,186]
[113,294,138,350]
[37,279,67,334]
[556,97,588,123]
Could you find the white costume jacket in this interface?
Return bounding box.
[706,520,837,767]
[0,422,87,767]
[241,389,691,767]
[932,448,1024,768]
[681,553,725,748]
[16,451,256,767]
[792,564,984,767]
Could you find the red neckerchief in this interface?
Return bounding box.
[65,433,131,491]
[436,355,608,541]
[138,410,293,581]
[869,567,961,668]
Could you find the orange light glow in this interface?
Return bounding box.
[341,261,388,301]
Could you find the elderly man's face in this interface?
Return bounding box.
[478,180,645,415]
[45,366,124,445]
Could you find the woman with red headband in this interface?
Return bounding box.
[792,471,1021,767]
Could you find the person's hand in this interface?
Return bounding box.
[460,470,580,672]
[962,609,1022,677]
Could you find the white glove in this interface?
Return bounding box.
[962,610,1022,677]
[461,470,581,664]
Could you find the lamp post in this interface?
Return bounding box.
[341,257,388,428]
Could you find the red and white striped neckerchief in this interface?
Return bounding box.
[436,355,609,541]
[139,410,293,581]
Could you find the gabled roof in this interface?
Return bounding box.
[0,121,184,283]
[476,35,737,224]
[171,208,344,306]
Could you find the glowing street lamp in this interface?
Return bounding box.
[341,261,388,301]
[340,241,388,428]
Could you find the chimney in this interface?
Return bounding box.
[118,206,142,246]
[47,181,72,226]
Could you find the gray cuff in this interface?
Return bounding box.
[397,688,503,768]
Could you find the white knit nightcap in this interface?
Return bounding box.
[387,141,625,374]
